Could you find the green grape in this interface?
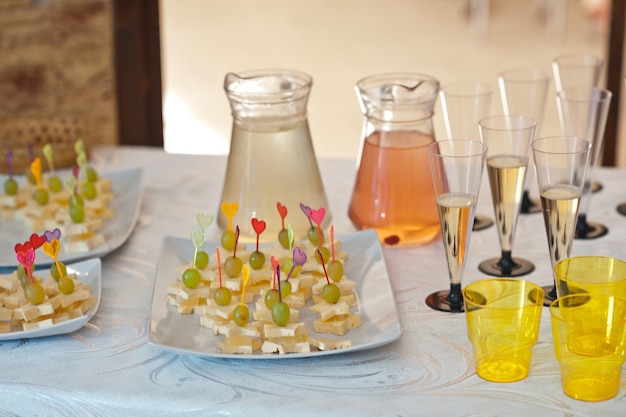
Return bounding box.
[233,304,250,326]
[327,259,344,282]
[280,258,301,278]
[3,178,18,195]
[24,283,45,305]
[280,280,292,299]
[58,276,74,295]
[307,227,318,245]
[278,229,290,249]
[25,168,36,185]
[220,230,236,251]
[316,247,330,264]
[18,272,30,289]
[249,251,265,270]
[264,288,280,309]
[321,283,341,304]
[86,167,99,182]
[81,181,98,200]
[50,262,67,281]
[48,176,62,193]
[195,250,209,269]
[34,188,49,205]
[182,268,201,289]
[271,301,290,326]
[70,194,84,208]
[214,287,232,306]
[224,256,243,278]
[70,205,85,223]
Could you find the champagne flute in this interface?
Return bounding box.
[498,68,550,214]
[478,115,536,277]
[552,53,604,194]
[439,81,494,231]
[426,139,487,312]
[556,87,612,239]
[532,136,591,306]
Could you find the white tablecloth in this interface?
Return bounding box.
[2,146,626,416]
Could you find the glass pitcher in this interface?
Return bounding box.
[348,73,441,246]
[217,69,330,242]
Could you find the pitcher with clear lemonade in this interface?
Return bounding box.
[348,73,441,246]
[218,69,330,242]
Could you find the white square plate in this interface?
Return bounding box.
[149,229,401,359]
[0,258,101,340]
[0,168,142,268]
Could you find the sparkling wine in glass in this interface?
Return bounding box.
[426,139,487,312]
[556,87,612,240]
[439,81,494,232]
[498,68,550,215]
[478,115,536,277]
[532,136,591,306]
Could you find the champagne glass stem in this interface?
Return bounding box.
[446,283,463,307]
[497,250,516,273]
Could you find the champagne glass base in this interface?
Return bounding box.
[473,214,494,231]
[617,203,626,216]
[478,257,535,277]
[425,290,465,313]
[592,181,602,193]
[574,221,608,240]
[520,192,542,214]
[542,284,557,307]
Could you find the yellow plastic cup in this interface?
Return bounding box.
[463,278,544,382]
[554,256,626,299]
[550,294,626,401]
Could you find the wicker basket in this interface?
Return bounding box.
[0,114,88,174]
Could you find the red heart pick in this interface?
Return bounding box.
[251,218,266,235]
[29,233,46,249]
[276,202,288,219]
[15,242,33,254]
[309,208,326,226]
[271,255,280,271]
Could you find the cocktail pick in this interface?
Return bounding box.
[276,202,288,230]
[197,212,213,232]
[76,152,88,180]
[309,207,326,247]
[221,202,239,232]
[251,218,266,252]
[240,264,250,307]
[30,158,43,189]
[42,238,64,279]
[43,143,55,176]
[286,247,307,282]
[64,176,77,195]
[232,225,240,258]
[318,249,331,285]
[271,255,279,289]
[30,232,47,249]
[330,225,335,262]
[276,265,282,303]
[15,247,36,284]
[299,203,313,228]
[287,225,294,250]
[191,229,204,267]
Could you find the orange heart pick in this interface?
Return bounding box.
[42,239,61,259]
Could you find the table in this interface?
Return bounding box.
[2,146,626,416]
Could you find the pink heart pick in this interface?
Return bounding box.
[16,248,35,270]
[309,208,326,226]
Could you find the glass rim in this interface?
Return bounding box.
[462,278,544,309]
[549,293,626,318]
[440,81,492,97]
[554,255,626,283]
[224,68,312,98]
[556,86,612,103]
[552,52,603,67]
[427,139,487,158]
[478,114,537,131]
[531,136,591,155]
[498,68,551,83]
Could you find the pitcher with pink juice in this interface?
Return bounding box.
[348,73,441,246]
